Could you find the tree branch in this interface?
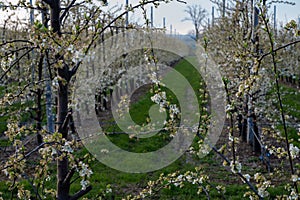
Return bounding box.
[0,142,56,171]
[42,0,53,6]
[176,0,187,4]
[195,130,262,199]
[258,39,300,62]
[60,0,77,23]
[0,47,34,81]
[58,110,72,133]
[63,167,76,186]
[0,40,33,47]
[69,186,92,200]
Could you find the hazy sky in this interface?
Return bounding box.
[1,0,299,34]
[106,0,300,34]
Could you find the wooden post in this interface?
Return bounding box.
[151,6,153,28]
[30,0,35,83]
[126,0,129,27]
[212,7,215,26]
[274,5,277,36]
[222,0,225,18]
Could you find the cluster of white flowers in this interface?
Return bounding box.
[289,144,299,159]
[150,91,167,112]
[116,95,129,117]
[67,44,85,63]
[253,173,271,198]
[61,141,73,153]
[151,91,166,104]
[67,44,75,53]
[172,171,207,187]
[225,104,235,113]
[257,187,270,198]
[106,187,112,194]
[80,179,90,190]
[291,175,300,182]
[78,161,93,190]
[169,104,179,119]
[244,174,251,182]
[73,50,85,63]
[41,39,47,47]
[197,144,211,156]
[289,189,299,200]
[0,54,15,72]
[149,72,160,85]
[230,161,242,174]
[78,161,93,178]
[52,77,59,87]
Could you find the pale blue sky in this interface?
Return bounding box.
[107,0,300,34]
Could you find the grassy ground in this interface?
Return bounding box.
[0,57,299,199]
[270,84,300,146]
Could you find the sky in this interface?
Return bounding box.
[105,0,300,34]
[1,0,299,35]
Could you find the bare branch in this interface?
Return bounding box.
[60,0,77,23]
[258,39,300,62]
[182,5,207,40]
[69,186,92,200]
[176,0,187,4]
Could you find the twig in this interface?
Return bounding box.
[258,39,300,62]
[60,0,77,23]
[0,40,33,46]
[69,186,92,200]
[0,47,34,81]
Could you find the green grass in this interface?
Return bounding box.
[102,56,204,153]
[280,85,300,119]
[0,138,11,147]
[70,57,252,199]
[2,57,297,199]
[268,84,300,146]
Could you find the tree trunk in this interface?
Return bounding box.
[50,0,61,36]
[46,0,71,199]
[36,55,44,144]
[195,24,199,41]
[56,76,70,200]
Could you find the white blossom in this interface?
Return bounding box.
[289,144,299,159]
[244,174,251,182]
[106,188,112,193]
[289,189,299,200]
[169,104,179,115]
[79,162,93,178]
[258,187,269,198]
[291,175,300,182]
[230,161,242,173]
[62,141,73,153]
[150,92,166,104]
[80,179,89,190]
